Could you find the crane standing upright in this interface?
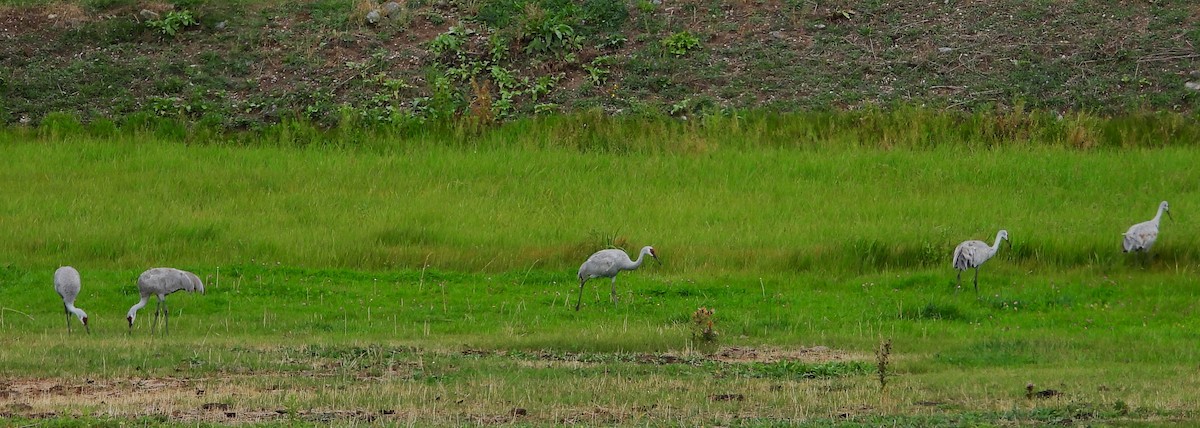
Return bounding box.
[1123,201,1172,255]
[952,230,1009,295]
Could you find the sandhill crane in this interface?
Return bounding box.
[576,246,657,311]
[1123,201,1172,255]
[952,230,1009,294]
[127,267,204,334]
[53,266,89,334]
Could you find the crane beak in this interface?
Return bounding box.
[1167,210,1175,222]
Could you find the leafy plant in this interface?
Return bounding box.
[523,20,582,58]
[146,10,198,37]
[690,307,718,343]
[429,26,474,62]
[488,34,510,61]
[583,56,614,86]
[635,0,656,13]
[662,31,701,56]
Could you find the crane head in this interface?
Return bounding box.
[82,316,89,326]
[126,315,135,328]
[646,246,660,264]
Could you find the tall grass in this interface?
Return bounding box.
[2,110,1199,273]
[8,107,1200,151]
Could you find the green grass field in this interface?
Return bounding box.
[1,113,1199,426]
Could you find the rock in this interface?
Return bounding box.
[813,24,827,29]
[938,47,953,53]
[48,14,58,19]
[1185,81,1200,91]
[139,9,159,20]
[215,21,227,30]
[769,30,786,40]
[650,0,662,4]
[366,9,382,24]
[383,1,403,16]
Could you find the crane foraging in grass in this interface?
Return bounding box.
[53,266,89,334]
[576,246,658,311]
[1123,201,1172,255]
[952,230,1009,295]
[127,267,204,334]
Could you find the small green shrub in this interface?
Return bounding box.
[522,20,581,58]
[429,26,473,61]
[662,31,700,56]
[583,56,614,85]
[147,10,199,37]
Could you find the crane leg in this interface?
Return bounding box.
[163,300,169,335]
[973,268,979,295]
[151,299,161,334]
[955,271,962,291]
[610,277,618,305]
[64,304,71,333]
[576,279,585,311]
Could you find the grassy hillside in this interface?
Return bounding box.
[2,0,1199,128]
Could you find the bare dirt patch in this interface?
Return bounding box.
[712,345,862,364]
[470,345,865,368]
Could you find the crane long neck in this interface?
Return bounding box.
[991,234,1005,251]
[628,251,646,270]
[128,296,149,317]
[65,303,86,321]
[1152,205,1165,224]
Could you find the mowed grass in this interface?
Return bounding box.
[1,116,1199,425]
[1,266,1197,425]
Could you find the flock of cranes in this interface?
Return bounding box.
[53,267,204,335]
[951,201,1171,294]
[51,201,1172,332]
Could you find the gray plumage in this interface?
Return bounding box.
[53,266,89,334]
[952,230,1009,294]
[126,267,205,334]
[1123,201,1171,253]
[575,246,657,311]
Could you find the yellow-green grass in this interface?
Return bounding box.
[1,113,1199,426]
[2,121,1199,274]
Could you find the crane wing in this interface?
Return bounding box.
[1123,222,1158,252]
[952,240,986,270]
